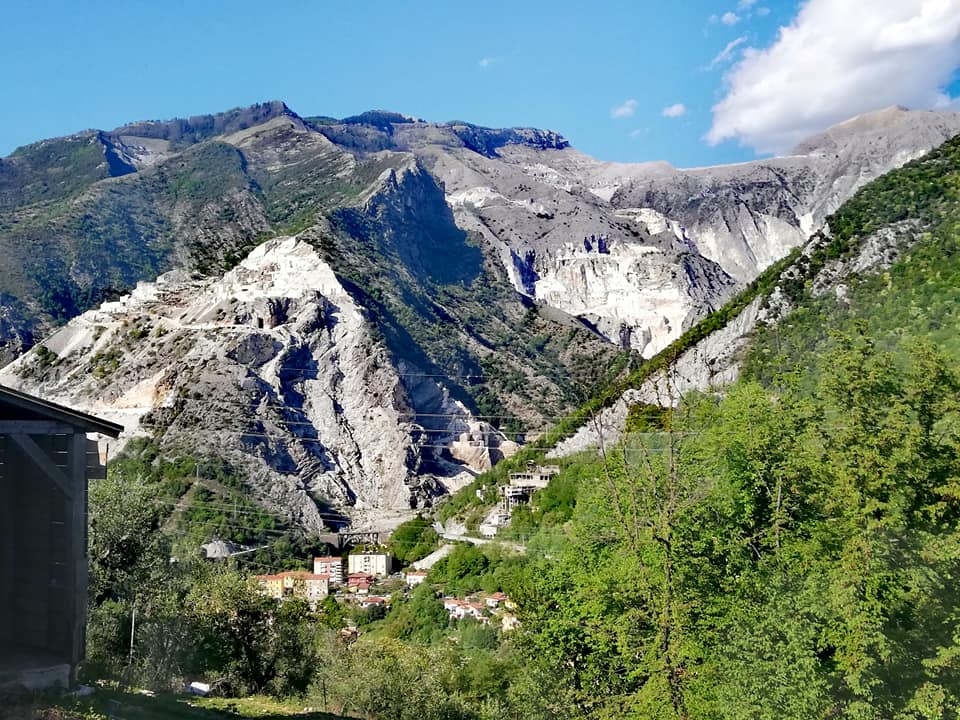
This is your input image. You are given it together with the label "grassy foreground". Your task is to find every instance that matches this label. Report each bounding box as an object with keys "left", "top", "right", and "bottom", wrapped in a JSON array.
[{"left": 1, "top": 687, "right": 351, "bottom": 720}]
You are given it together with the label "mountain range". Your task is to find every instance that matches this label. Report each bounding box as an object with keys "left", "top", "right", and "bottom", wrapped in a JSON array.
[{"left": 2, "top": 101, "right": 958, "bottom": 531}]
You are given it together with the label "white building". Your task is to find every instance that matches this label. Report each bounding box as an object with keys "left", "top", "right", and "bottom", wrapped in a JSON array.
[
  {"left": 404, "top": 569, "right": 428, "bottom": 587},
  {"left": 348, "top": 552, "right": 393, "bottom": 577},
  {"left": 508, "top": 464, "right": 560, "bottom": 490}
]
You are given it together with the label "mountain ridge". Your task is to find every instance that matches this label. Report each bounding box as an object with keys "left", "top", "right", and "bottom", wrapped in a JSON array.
[{"left": 2, "top": 100, "right": 959, "bottom": 531}]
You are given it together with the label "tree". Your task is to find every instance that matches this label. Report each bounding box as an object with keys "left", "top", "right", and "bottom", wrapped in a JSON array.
[
  {"left": 186, "top": 566, "right": 317, "bottom": 696},
  {"left": 389, "top": 516, "right": 440, "bottom": 565},
  {"left": 88, "top": 472, "right": 167, "bottom": 603}
]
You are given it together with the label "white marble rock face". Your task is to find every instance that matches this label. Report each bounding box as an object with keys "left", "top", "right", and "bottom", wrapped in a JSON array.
[
  {"left": 0, "top": 237, "right": 466, "bottom": 531},
  {"left": 428, "top": 106, "right": 960, "bottom": 357}
]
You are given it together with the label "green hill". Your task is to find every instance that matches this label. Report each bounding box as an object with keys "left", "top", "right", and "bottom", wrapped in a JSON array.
[{"left": 743, "top": 134, "right": 960, "bottom": 384}]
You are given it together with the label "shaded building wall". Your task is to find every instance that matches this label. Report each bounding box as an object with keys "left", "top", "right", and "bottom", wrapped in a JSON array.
[
  {"left": 1, "top": 435, "right": 76, "bottom": 663},
  {"left": 0, "top": 436, "right": 12, "bottom": 647}
]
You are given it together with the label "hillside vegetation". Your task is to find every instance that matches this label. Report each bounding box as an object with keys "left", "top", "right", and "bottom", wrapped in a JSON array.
[
  {"left": 86, "top": 331, "right": 960, "bottom": 719},
  {"left": 80, "top": 131, "right": 960, "bottom": 719},
  {"left": 744, "top": 133, "right": 960, "bottom": 383}
]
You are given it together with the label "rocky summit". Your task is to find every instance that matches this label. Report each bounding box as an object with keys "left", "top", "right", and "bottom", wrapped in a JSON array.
[{"left": 1, "top": 101, "right": 958, "bottom": 530}]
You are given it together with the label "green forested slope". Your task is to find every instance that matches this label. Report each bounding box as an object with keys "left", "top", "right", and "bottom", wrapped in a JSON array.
[
  {"left": 745, "top": 133, "right": 960, "bottom": 383},
  {"left": 512, "top": 338, "right": 960, "bottom": 718},
  {"left": 390, "top": 132, "right": 960, "bottom": 719},
  {"left": 488, "top": 131, "right": 960, "bottom": 719},
  {"left": 88, "top": 333, "right": 960, "bottom": 719}
]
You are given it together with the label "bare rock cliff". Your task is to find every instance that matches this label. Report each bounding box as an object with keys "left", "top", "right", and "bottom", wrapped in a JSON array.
[{"left": 0, "top": 237, "right": 470, "bottom": 530}]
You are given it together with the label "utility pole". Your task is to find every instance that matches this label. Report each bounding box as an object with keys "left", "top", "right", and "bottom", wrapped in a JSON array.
[{"left": 128, "top": 601, "right": 137, "bottom": 666}]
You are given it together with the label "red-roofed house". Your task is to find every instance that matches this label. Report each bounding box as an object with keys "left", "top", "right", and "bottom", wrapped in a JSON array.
[
  {"left": 347, "top": 572, "right": 374, "bottom": 588},
  {"left": 484, "top": 592, "right": 509, "bottom": 609}
]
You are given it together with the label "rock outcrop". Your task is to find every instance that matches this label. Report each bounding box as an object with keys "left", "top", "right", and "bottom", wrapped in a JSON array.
[
  {"left": 553, "top": 215, "right": 934, "bottom": 454},
  {"left": 0, "top": 237, "right": 487, "bottom": 529}
]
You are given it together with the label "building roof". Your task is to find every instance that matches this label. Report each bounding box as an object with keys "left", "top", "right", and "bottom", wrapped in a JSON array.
[
  {"left": 257, "top": 571, "right": 329, "bottom": 581},
  {"left": 314, "top": 556, "right": 344, "bottom": 563},
  {"left": 0, "top": 384, "right": 122, "bottom": 437},
  {"left": 282, "top": 571, "right": 329, "bottom": 580}
]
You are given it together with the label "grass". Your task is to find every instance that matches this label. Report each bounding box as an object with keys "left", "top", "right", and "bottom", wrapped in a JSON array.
[{"left": 3, "top": 687, "right": 351, "bottom": 720}]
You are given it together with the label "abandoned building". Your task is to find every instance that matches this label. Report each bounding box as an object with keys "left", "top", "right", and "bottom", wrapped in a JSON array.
[
  {"left": 480, "top": 464, "right": 561, "bottom": 537},
  {"left": 497, "top": 464, "right": 560, "bottom": 513},
  {"left": 0, "top": 385, "right": 121, "bottom": 690}
]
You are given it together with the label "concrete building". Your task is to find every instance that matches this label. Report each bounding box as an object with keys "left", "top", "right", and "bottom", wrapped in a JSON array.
[
  {"left": 287, "top": 573, "right": 329, "bottom": 605},
  {"left": 404, "top": 569, "right": 428, "bottom": 587},
  {"left": 479, "top": 512, "right": 511, "bottom": 538},
  {"left": 493, "top": 464, "right": 563, "bottom": 519},
  {"left": 348, "top": 551, "right": 393, "bottom": 577},
  {"left": 508, "top": 464, "right": 559, "bottom": 489},
  {"left": 255, "top": 571, "right": 329, "bottom": 606},
  {"left": 0, "top": 385, "right": 122, "bottom": 690},
  {"left": 313, "top": 555, "right": 347, "bottom": 585}
]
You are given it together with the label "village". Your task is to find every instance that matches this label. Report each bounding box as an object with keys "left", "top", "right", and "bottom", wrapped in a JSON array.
[
  {"left": 247, "top": 463, "right": 562, "bottom": 634},
  {"left": 253, "top": 550, "right": 520, "bottom": 634}
]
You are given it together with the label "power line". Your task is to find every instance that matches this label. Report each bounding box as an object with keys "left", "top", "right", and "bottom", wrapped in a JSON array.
[
  {"left": 152, "top": 497, "right": 348, "bottom": 523},
  {"left": 157, "top": 508, "right": 449, "bottom": 549},
  {"left": 180, "top": 368, "right": 492, "bottom": 380},
  {"left": 141, "top": 425, "right": 529, "bottom": 449},
  {"left": 162, "top": 395, "right": 577, "bottom": 423}
]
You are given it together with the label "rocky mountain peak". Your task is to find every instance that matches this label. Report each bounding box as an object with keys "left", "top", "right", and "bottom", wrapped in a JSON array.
[
  {"left": 111, "top": 100, "right": 298, "bottom": 147},
  {"left": 790, "top": 105, "right": 954, "bottom": 156}
]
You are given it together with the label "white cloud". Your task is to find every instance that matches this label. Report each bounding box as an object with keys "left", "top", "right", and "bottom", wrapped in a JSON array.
[
  {"left": 721, "top": 11, "right": 740, "bottom": 25},
  {"left": 737, "top": 0, "right": 758, "bottom": 9},
  {"left": 662, "top": 103, "right": 687, "bottom": 118},
  {"left": 756, "top": 6, "right": 771, "bottom": 16},
  {"left": 707, "top": 0, "right": 960, "bottom": 154},
  {"left": 708, "top": 35, "right": 748, "bottom": 69},
  {"left": 629, "top": 128, "right": 647, "bottom": 139},
  {"left": 611, "top": 99, "right": 639, "bottom": 119},
  {"left": 478, "top": 56, "right": 500, "bottom": 69}
]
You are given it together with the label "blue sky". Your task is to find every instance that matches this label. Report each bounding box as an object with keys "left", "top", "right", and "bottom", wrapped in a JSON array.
[{"left": 2, "top": 1, "right": 959, "bottom": 167}]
